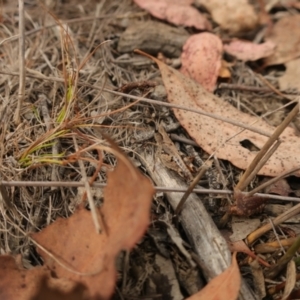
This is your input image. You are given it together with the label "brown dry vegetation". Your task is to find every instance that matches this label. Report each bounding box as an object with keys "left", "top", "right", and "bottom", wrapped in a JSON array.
[{"left": 1, "top": 0, "right": 300, "bottom": 299}]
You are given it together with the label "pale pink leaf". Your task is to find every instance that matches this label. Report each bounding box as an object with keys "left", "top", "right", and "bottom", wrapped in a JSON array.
[
  {"left": 133, "top": 0, "right": 211, "bottom": 30},
  {"left": 180, "top": 33, "right": 223, "bottom": 92},
  {"left": 224, "top": 40, "right": 276, "bottom": 61},
  {"left": 196, "top": 0, "right": 258, "bottom": 34},
  {"left": 279, "top": 58, "right": 300, "bottom": 92},
  {"left": 187, "top": 253, "right": 241, "bottom": 300},
  {"left": 265, "top": 15, "right": 300, "bottom": 66},
  {"left": 135, "top": 50, "right": 300, "bottom": 177}
]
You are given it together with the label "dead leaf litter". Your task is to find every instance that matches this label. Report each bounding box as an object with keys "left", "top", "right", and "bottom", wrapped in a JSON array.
[{"left": 0, "top": 0, "right": 300, "bottom": 299}]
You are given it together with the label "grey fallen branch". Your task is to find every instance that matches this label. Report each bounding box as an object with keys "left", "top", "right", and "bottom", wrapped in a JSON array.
[{"left": 141, "top": 151, "right": 257, "bottom": 300}]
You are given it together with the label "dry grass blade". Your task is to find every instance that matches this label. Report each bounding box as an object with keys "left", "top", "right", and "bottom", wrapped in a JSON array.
[
  {"left": 247, "top": 203, "right": 300, "bottom": 244},
  {"left": 175, "top": 160, "right": 212, "bottom": 215},
  {"left": 265, "top": 237, "right": 300, "bottom": 279},
  {"left": 231, "top": 101, "right": 300, "bottom": 216},
  {"left": 235, "top": 102, "right": 299, "bottom": 192},
  {"left": 0, "top": 70, "right": 274, "bottom": 138},
  {"left": 247, "top": 166, "right": 300, "bottom": 197},
  {"left": 0, "top": 184, "right": 18, "bottom": 220},
  {"left": 235, "top": 140, "right": 281, "bottom": 192},
  {"left": 14, "top": 0, "right": 25, "bottom": 125},
  {"left": 72, "top": 136, "right": 103, "bottom": 234}
]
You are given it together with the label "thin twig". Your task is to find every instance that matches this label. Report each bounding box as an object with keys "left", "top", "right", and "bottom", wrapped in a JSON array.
[
  {"left": 218, "top": 83, "right": 273, "bottom": 93},
  {"left": 175, "top": 160, "right": 212, "bottom": 215},
  {"left": 0, "top": 70, "right": 274, "bottom": 138},
  {"left": 247, "top": 203, "right": 300, "bottom": 245},
  {"left": 14, "top": 0, "right": 25, "bottom": 125},
  {"left": 256, "top": 73, "right": 294, "bottom": 101},
  {"left": 239, "top": 140, "right": 281, "bottom": 191},
  {"left": 72, "top": 136, "right": 103, "bottom": 234},
  {"left": 247, "top": 166, "right": 300, "bottom": 197},
  {"left": 0, "top": 180, "right": 300, "bottom": 202},
  {"left": 268, "top": 218, "right": 286, "bottom": 254},
  {"left": 265, "top": 236, "right": 300, "bottom": 279}
]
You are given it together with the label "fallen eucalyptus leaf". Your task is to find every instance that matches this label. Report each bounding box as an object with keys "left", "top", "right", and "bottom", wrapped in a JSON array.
[{"left": 137, "top": 51, "right": 300, "bottom": 177}]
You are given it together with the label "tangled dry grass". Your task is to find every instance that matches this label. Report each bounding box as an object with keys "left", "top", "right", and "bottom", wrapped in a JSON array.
[{"left": 0, "top": 0, "right": 158, "bottom": 257}]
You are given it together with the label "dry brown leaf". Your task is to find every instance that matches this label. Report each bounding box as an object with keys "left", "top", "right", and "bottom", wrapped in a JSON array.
[
  {"left": 263, "top": 178, "right": 291, "bottom": 196},
  {"left": 180, "top": 33, "right": 223, "bottom": 92},
  {"left": 32, "top": 207, "right": 115, "bottom": 299},
  {"left": 286, "top": 1, "right": 300, "bottom": 9},
  {"left": 279, "top": 58, "right": 300, "bottom": 92},
  {"left": 265, "top": 15, "right": 300, "bottom": 66},
  {"left": 32, "top": 139, "right": 155, "bottom": 299},
  {"left": 186, "top": 253, "right": 240, "bottom": 300},
  {"left": 195, "top": 0, "right": 258, "bottom": 34},
  {"left": 0, "top": 255, "right": 86, "bottom": 300},
  {"left": 133, "top": 0, "right": 211, "bottom": 30},
  {"left": 224, "top": 40, "right": 275, "bottom": 61},
  {"left": 138, "top": 51, "right": 300, "bottom": 177}
]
